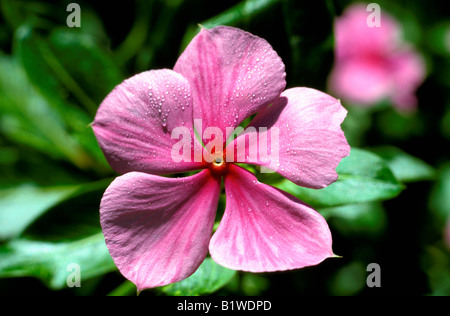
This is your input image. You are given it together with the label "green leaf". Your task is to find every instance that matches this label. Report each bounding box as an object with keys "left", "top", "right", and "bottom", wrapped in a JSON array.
[
  {"left": 0, "top": 184, "right": 77, "bottom": 241},
  {"left": 180, "top": 0, "right": 280, "bottom": 51},
  {"left": 0, "top": 233, "right": 115, "bottom": 290},
  {"left": 48, "top": 28, "right": 123, "bottom": 105},
  {"left": 429, "top": 164, "right": 450, "bottom": 219},
  {"left": 442, "top": 102, "right": 450, "bottom": 138},
  {"left": 0, "top": 178, "right": 112, "bottom": 241},
  {"left": 376, "top": 108, "right": 424, "bottom": 140},
  {"left": 241, "top": 273, "right": 270, "bottom": 295},
  {"left": 0, "top": 53, "right": 96, "bottom": 170},
  {"left": 202, "top": 0, "right": 279, "bottom": 28},
  {"left": 1, "top": 0, "right": 52, "bottom": 31},
  {"left": 281, "top": 0, "right": 334, "bottom": 89},
  {"left": 329, "top": 262, "right": 366, "bottom": 296},
  {"left": 259, "top": 148, "right": 404, "bottom": 208},
  {"left": 427, "top": 22, "right": 450, "bottom": 57},
  {"left": 12, "top": 23, "right": 120, "bottom": 172},
  {"left": 113, "top": 0, "right": 154, "bottom": 66},
  {"left": 340, "top": 105, "right": 373, "bottom": 147},
  {"left": 15, "top": 23, "right": 97, "bottom": 115},
  {"left": 160, "top": 258, "right": 236, "bottom": 296},
  {"left": 422, "top": 246, "right": 450, "bottom": 296},
  {"left": 369, "top": 146, "right": 435, "bottom": 183},
  {"left": 319, "top": 202, "right": 387, "bottom": 237},
  {"left": 107, "top": 281, "right": 137, "bottom": 296}
]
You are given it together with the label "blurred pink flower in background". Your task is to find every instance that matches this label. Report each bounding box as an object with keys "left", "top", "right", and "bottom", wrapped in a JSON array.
[{"left": 328, "top": 3, "right": 426, "bottom": 112}]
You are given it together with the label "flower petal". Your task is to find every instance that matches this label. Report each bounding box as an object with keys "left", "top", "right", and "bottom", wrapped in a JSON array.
[
  {"left": 229, "top": 88, "right": 350, "bottom": 189},
  {"left": 334, "top": 3, "right": 401, "bottom": 60},
  {"left": 93, "top": 69, "right": 205, "bottom": 175},
  {"left": 209, "top": 165, "right": 334, "bottom": 272},
  {"left": 330, "top": 3, "right": 426, "bottom": 111},
  {"left": 390, "top": 48, "right": 426, "bottom": 110},
  {"left": 174, "top": 26, "right": 286, "bottom": 136},
  {"left": 100, "top": 170, "right": 221, "bottom": 291},
  {"left": 328, "top": 56, "right": 393, "bottom": 106}
]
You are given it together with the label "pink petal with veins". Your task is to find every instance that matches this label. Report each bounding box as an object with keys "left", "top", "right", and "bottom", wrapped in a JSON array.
[
  {"left": 229, "top": 88, "right": 350, "bottom": 189},
  {"left": 93, "top": 69, "right": 205, "bottom": 175},
  {"left": 174, "top": 26, "right": 286, "bottom": 138},
  {"left": 100, "top": 170, "right": 221, "bottom": 291},
  {"left": 210, "top": 165, "right": 334, "bottom": 272}
]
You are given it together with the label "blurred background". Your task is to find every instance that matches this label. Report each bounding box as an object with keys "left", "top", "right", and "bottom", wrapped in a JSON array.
[{"left": 0, "top": 0, "right": 449, "bottom": 296}]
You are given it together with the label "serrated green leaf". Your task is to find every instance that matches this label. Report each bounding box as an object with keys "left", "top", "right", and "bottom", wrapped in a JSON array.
[
  {"left": 0, "top": 233, "right": 115, "bottom": 290},
  {"left": 160, "top": 258, "right": 236, "bottom": 296}
]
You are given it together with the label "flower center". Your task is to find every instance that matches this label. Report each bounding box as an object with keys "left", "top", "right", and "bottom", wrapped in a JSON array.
[
  {"left": 212, "top": 156, "right": 224, "bottom": 167},
  {"left": 208, "top": 151, "right": 228, "bottom": 175}
]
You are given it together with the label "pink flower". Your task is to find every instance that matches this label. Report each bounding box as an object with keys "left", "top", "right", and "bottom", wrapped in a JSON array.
[
  {"left": 328, "top": 3, "right": 426, "bottom": 111},
  {"left": 92, "top": 26, "right": 350, "bottom": 291}
]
